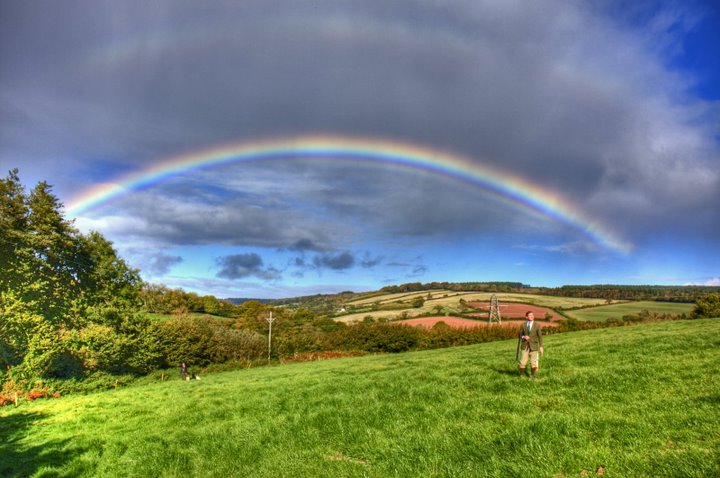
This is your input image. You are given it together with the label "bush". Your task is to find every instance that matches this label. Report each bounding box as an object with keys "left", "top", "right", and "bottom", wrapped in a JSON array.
[
  {"left": 692, "top": 293, "right": 720, "bottom": 318},
  {"left": 419, "top": 324, "right": 518, "bottom": 350},
  {"left": 212, "top": 327, "right": 266, "bottom": 362},
  {"left": 154, "top": 316, "right": 223, "bottom": 367},
  {"left": 325, "top": 323, "right": 422, "bottom": 353},
  {"left": 274, "top": 329, "right": 322, "bottom": 356}
]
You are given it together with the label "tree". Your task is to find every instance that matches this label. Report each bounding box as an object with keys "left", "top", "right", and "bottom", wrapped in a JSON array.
[
  {"left": 0, "top": 170, "right": 157, "bottom": 381},
  {"left": 693, "top": 293, "right": 720, "bottom": 318},
  {"left": 0, "top": 169, "right": 29, "bottom": 294}
]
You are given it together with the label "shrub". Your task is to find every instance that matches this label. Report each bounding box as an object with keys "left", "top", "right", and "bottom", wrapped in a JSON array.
[
  {"left": 325, "top": 323, "right": 422, "bottom": 353},
  {"left": 274, "top": 329, "right": 321, "bottom": 356},
  {"left": 212, "top": 327, "right": 266, "bottom": 362},
  {"left": 692, "top": 293, "right": 720, "bottom": 318},
  {"left": 154, "top": 316, "right": 223, "bottom": 367}
]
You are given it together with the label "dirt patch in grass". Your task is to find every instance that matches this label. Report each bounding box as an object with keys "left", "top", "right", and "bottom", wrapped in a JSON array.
[
  {"left": 399, "top": 316, "right": 560, "bottom": 330},
  {"left": 468, "top": 302, "right": 560, "bottom": 320}
]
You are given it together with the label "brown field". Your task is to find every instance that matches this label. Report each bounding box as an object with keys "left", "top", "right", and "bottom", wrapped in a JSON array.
[
  {"left": 468, "top": 302, "right": 560, "bottom": 320},
  {"left": 399, "top": 316, "right": 560, "bottom": 330}
]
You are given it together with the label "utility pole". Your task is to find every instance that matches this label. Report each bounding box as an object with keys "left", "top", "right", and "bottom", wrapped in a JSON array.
[{"left": 266, "top": 311, "right": 275, "bottom": 361}]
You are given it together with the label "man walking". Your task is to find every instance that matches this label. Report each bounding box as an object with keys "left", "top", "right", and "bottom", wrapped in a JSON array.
[{"left": 518, "top": 311, "right": 544, "bottom": 380}]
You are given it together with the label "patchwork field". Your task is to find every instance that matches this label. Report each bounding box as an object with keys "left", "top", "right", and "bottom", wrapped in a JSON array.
[
  {"left": 564, "top": 301, "right": 694, "bottom": 321},
  {"left": 344, "top": 291, "right": 617, "bottom": 309},
  {"left": 398, "top": 316, "right": 561, "bottom": 329},
  {"left": 468, "top": 302, "right": 559, "bottom": 319},
  {"left": 336, "top": 291, "right": 618, "bottom": 323},
  {"left": 3, "top": 319, "right": 718, "bottom": 477},
  {"left": 336, "top": 290, "right": 697, "bottom": 326}
]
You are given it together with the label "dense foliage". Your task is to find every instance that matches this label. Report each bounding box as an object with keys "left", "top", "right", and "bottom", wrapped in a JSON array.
[
  {"left": 1, "top": 170, "right": 161, "bottom": 385},
  {"left": 692, "top": 292, "right": 720, "bottom": 318},
  {"left": 539, "top": 284, "right": 719, "bottom": 302},
  {"left": 373, "top": 281, "right": 719, "bottom": 303}
]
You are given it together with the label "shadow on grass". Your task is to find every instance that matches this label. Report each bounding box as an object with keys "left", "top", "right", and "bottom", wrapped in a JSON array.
[
  {"left": 494, "top": 367, "right": 521, "bottom": 377},
  {"left": 0, "top": 410, "right": 89, "bottom": 477}
]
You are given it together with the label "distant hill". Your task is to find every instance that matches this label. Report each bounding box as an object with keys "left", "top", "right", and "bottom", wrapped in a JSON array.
[
  {"left": 225, "top": 297, "right": 278, "bottom": 305},
  {"left": 243, "top": 282, "right": 719, "bottom": 307}
]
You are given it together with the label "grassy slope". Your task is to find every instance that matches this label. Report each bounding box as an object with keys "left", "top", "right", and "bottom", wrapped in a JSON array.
[
  {"left": 2, "top": 320, "right": 719, "bottom": 477},
  {"left": 564, "top": 301, "right": 694, "bottom": 321}
]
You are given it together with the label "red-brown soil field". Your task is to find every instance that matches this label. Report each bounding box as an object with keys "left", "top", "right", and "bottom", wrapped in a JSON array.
[
  {"left": 468, "top": 302, "right": 560, "bottom": 320},
  {"left": 399, "top": 316, "right": 560, "bottom": 330}
]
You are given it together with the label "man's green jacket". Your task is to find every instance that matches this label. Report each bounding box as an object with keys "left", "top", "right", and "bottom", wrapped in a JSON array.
[{"left": 519, "top": 322, "right": 543, "bottom": 352}]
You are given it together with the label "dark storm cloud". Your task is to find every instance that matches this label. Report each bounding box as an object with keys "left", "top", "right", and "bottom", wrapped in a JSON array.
[
  {"left": 89, "top": 188, "right": 352, "bottom": 250},
  {"left": 360, "top": 253, "right": 384, "bottom": 268},
  {"left": 290, "top": 250, "right": 382, "bottom": 275},
  {"left": 287, "top": 239, "right": 325, "bottom": 252},
  {"left": 216, "top": 253, "right": 280, "bottom": 281},
  {"left": 313, "top": 252, "right": 355, "bottom": 271},
  {"left": 2, "top": 0, "right": 719, "bottom": 253}
]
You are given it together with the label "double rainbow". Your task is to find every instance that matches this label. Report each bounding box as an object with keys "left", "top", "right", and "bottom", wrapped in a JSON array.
[{"left": 66, "top": 134, "right": 632, "bottom": 253}]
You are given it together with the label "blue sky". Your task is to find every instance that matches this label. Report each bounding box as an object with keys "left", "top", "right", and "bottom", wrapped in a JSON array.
[{"left": 1, "top": 0, "right": 718, "bottom": 298}]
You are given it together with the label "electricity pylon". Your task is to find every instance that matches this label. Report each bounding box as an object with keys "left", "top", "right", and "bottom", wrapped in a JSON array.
[{"left": 488, "top": 294, "right": 501, "bottom": 323}]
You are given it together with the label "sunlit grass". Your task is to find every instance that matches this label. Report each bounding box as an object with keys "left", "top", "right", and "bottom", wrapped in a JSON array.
[
  {"left": 2, "top": 319, "right": 718, "bottom": 477},
  {"left": 564, "top": 301, "right": 694, "bottom": 321}
]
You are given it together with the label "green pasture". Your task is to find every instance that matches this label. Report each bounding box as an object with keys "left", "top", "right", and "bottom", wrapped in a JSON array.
[
  {"left": 564, "top": 301, "right": 694, "bottom": 321},
  {"left": 2, "top": 319, "right": 718, "bottom": 477},
  {"left": 344, "top": 289, "right": 459, "bottom": 306},
  {"left": 145, "top": 312, "right": 232, "bottom": 322}
]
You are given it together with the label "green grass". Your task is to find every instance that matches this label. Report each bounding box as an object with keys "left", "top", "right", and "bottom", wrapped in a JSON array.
[
  {"left": 145, "top": 312, "right": 233, "bottom": 322},
  {"left": 564, "top": 301, "right": 694, "bottom": 321},
  {"left": 2, "top": 319, "right": 719, "bottom": 477}
]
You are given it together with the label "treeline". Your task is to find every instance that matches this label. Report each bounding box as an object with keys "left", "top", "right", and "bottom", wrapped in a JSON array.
[
  {"left": 380, "top": 281, "right": 529, "bottom": 294},
  {"left": 537, "top": 284, "right": 720, "bottom": 302},
  {"left": 376, "top": 281, "right": 719, "bottom": 303}
]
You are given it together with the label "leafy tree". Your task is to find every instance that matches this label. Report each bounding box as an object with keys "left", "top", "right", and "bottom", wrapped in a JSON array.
[
  {"left": 155, "top": 316, "right": 222, "bottom": 367},
  {"left": 693, "top": 293, "right": 720, "bottom": 318},
  {"left": 0, "top": 170, "right": 158, "bottom": 382},
  {"left": 212, "top": 326, "right": 265, "bottom": 362}
]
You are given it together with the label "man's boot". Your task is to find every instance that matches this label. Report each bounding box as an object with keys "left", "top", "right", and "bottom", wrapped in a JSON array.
[
  {"left": 518, "top": 366, "right": 525, "bottom": 378},
  {"left": 531, "top": 367, "right": 538, "bottom": 381}
]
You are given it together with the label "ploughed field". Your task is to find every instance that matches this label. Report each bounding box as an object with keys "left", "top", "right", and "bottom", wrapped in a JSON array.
[
  {"left": 467, "top": 302, "right": 559, "bottom": 320},
  {"left": 398, "top": 316, "right": 561, "bottom": 329}
]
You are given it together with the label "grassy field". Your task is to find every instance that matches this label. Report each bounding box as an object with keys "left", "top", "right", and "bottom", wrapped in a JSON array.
[
  {"left": 145, "top": 312, "right": 233, "bottom": 322},
  {"left": 2, "top": 319, "right": 718, "bottom": 477},
  {"left": 564, "top": 301, "right": 694, "bottom": 321}
]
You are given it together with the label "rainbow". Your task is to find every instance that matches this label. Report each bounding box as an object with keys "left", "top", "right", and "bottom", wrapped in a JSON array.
[{"left": 66, "top": 134, "right": 632, "bottom": 252}]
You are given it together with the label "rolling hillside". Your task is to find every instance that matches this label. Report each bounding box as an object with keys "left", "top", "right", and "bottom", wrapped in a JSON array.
[
  {"left": 563, "top": 301, "right": 694, "bottom": 321},
  {"left": 2, "top": 319, "right": 718, "bottom": 477},
  {"left": 337, "top": 290, "right": 634, "bottom": 324}
]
